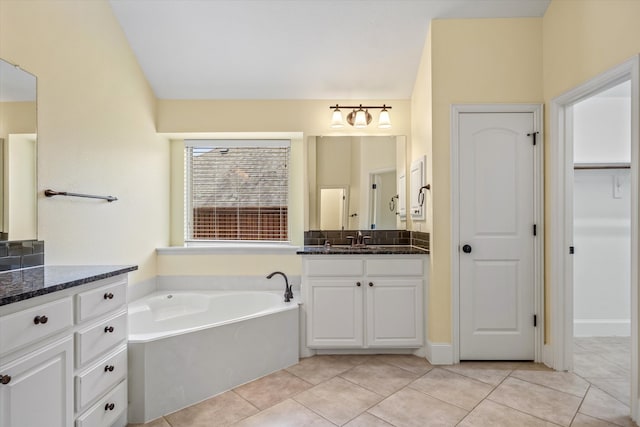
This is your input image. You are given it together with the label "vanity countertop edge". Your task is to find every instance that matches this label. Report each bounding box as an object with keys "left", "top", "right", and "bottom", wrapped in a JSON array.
[{"left": 0, "top": 265, "right": 138, "bottom": 307}]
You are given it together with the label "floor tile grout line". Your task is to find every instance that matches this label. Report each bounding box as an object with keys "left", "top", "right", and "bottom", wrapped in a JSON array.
[
  {"left": 487, "top": 369, "right": 582, "bottom": 426},
  {"left": 440, "top": 365, "right": 511, "bottom": 387},
  {"left": 454, "top": 371, "right": 510, "bottom": 426},
  {"left": 504, "top": 370, "right": 589, "bottom": 399},
  {"left": 573, "top": 370, "right": 632, "bottom": 409},
  {"left": 569, "top": 384, "right": 591, "bottom": 427},
  {"left": 288, "top": 395, "right": 342, "bottom": 426},
  {"left": 481, "top": 397, "right": 566, "bottom": 427}
]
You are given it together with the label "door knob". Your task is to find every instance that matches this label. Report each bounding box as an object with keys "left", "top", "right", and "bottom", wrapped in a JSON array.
[{"left": 462, "top": 244, "right": 472, "bottom": 254}]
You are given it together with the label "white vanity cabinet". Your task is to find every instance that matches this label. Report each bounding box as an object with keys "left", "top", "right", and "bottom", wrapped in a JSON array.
[
  {"left": 0, "top": 272, "right": 130, "bottom": 427},
  {"left": 303, "top": 255, "right": 426, "bottom": 349},
  {"left": 0, "top": 336, "right": 74, "bottom": 427}
]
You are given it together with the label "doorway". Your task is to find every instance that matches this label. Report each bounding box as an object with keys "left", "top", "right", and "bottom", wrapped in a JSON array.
[
  {"left": 572, "top": 80, "right": 631, "bottom": 406},
  {"left": 369, "top": 169, "right": 396, "bottom": 230},
  {"left": 319, "top": 187, "right": 348, "bottom": 230},
  {"left": 550, "top": 56, "right": 640, "bottom": 420}
]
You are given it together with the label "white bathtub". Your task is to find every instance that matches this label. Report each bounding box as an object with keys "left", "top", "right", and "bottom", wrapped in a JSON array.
[{"left": 127, "top": 290, "right": 299, "bottom": 423}]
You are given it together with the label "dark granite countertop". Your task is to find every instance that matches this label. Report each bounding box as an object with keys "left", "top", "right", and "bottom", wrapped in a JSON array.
[
  {"left": 297, "top": 245, "right": 429, "bottom": 255},
  {"left": 0, "top": 265, "right": 138, "bottom": 307}
]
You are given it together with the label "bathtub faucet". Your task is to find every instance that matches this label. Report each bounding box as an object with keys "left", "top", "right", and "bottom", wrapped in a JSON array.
[{"left": 266, "top": 271, "right": 293, "bottom": 302}]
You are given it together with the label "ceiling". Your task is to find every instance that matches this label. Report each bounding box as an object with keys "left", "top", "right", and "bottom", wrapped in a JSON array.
[{"left": 109, "top": 0, "right": 551, "bottom": 101}]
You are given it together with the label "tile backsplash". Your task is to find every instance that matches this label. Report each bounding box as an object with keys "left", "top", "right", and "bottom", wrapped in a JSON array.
[
  {"left": 304, "top": 230, "right": 429, "bottom": 251},
  {"left": 0, "top": 240, "right": 44, "bottom": 272}
]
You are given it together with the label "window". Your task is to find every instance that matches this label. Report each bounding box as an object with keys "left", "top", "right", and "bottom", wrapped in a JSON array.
[{"left": 184, "top": 139, "right": 290, "bottom": 243}]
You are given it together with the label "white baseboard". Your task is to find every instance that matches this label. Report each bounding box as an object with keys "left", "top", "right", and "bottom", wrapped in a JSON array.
[
  {"left": 426, "top": 340, "right": 454, "bottom": 365},
  {"left": 574, "top": 319, "right": 631, "bottom": 337}
]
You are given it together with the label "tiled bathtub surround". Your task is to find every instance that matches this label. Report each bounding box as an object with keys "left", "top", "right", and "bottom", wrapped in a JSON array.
[
  {"left": 0, "top": 240, "right": 45, "bottom": 272},
  {"left": 304, "top": 230, "right": 429, "bottom": 251}
]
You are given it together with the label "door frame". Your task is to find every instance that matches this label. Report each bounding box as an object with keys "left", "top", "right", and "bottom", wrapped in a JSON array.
[
  {"left": 549, "top": 55, "right": 640, "bottom": 419},
  {"left": 451, "top": 104, "right": 545, "bottom": 364}
]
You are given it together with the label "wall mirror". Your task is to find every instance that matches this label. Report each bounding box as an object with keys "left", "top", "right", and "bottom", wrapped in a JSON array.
[
  {"left": 0, "top": 58, "right": 37, "bottom": 241},
  {"left": 308, "top": 135, "right": 406, "bottom": 230}
]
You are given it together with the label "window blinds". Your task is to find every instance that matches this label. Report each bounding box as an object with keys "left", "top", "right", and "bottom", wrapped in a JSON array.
[{"left": 185, "top": 140, "right": 290, "bottom": 242}]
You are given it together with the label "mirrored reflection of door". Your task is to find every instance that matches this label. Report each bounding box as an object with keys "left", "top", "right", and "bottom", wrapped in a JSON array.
[
  {"left": 369, "top": 170, "right": 397, "bottom": 230},
  {"left": 320, "top": 187, "right": 347, "bottom": 230}
]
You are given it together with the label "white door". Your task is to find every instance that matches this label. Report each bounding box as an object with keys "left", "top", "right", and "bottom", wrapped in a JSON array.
[{"left": 459, "top": 112, "right": 536, "bottom": 360}]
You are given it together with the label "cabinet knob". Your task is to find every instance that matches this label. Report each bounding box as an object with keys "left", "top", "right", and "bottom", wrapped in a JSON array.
[
  {"left": 356, "top": 282, "right": 361, "bottom": 287},
  {"left": 104, "top": 326, "right": 114, "bottom": 333},
  {"left": 104, "top": 403, "right": 115, "bottom": 411},
  {"left": 104, "top": 365, "right": 115, "bottom": 372},
  {"left": 0, "top": 375, "right": 11, "bottom": 385},
  {"left": 33, "top": 315, "right": 48, "bottom": 325},
  {"left": 369, "top": 282, "right": 374, "bottom": 287},
  {"left": 104, "top": 292, "right": 114, "bottom": 300}
]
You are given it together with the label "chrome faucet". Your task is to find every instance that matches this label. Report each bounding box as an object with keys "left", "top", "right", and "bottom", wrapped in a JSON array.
[{"left": 266, "top": 271, "right": 293, "bottom": 302}]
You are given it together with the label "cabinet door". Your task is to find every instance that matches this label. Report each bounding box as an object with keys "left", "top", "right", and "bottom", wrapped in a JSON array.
[
  {"left": 0, "top": 336, "right": 73, "bottom": 427},
  {"left": 366, "top": 279, "right": 423, "bottom": 347},
  {"left": 307, "top": 279, "right": 364, "bottom": 348}
]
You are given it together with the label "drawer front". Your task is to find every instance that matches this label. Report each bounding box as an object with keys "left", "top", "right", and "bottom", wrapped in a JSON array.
[
  {"left": 0, "top": 297, "right": 73, "bottom": 356},
  {"left": 75, "top": 345, "right": 127, "bottom": 411},
  {"left": 76, "top": 277, "right": 127, "bottom": 323},
  {"left": 76, "top": 310, "right": 127, "bottom": 368},
  {"left": 305, "top": 258, "right": 363, "bottom": 277},
  {"left": 366, "top": 258, "right": 424, "bottom": 277},
  {"left": 75, "top": 379, "right": 126, "bottom": 427}
]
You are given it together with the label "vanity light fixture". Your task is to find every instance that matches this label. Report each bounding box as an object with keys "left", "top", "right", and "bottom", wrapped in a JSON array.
[{"left": 329, "top": 104, "right": 392, "bottom": 129}]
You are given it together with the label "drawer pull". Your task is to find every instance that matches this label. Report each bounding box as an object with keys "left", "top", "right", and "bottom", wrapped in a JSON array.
[
  {"left": 104, "top": 326, "right": 114, "bottom": 333},
  {"left": 104, "top": 292, "right": 114, "bottom": 300},
  {"left": 356, "top": 282, "right": 361, "bottom": 287},
  {"left": 369, "top": 282, "right": 374, "bottom": 287},
  {"left": 33, "top": 315, "right": 49, "bottom": 325},
  {"left": 104, "top": 365, "right": 115, "bottom": 372},
  {"left": 0, "top": 375, "right": 11, "bottom": 385},
  {"left": 104, "top": 403, "right": 115, "bottom": 411}
]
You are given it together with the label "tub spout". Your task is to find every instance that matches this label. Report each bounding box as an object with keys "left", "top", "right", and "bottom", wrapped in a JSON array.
[{"left": 266, "top": 271, "right": 293, "bottom": 302}]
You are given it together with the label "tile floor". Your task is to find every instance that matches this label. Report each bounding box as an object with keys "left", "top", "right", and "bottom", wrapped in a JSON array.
[{"left": 128, "top": 345, "right": 637, "bottom": 427}]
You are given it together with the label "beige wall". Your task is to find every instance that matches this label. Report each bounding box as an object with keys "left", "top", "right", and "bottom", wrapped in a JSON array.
[
  {"left": 0, "top": 0, "right": 169, "bottom": 284},
  {"left": 159, "top": 101, "right": 410, "bottom": 277},
  {"left": 157, "top": 99, "right": 411, "bottom": 137},
  {"left": 420, "top": 18, "right": 543, "bottom": 343},
  {"left": 542, "top": 0, "right": 640, "bottom": 342},
  {"left": 0, "top": 101, "right": 37, "bottom": 137}
]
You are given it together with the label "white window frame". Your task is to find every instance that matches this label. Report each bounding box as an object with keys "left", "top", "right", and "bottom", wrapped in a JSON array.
[{"left": 183, "top": 138, "right": 292, "bottom": 249}]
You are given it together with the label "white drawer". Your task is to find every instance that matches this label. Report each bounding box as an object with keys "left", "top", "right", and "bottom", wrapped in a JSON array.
[
  {"left": 76, "top": 277, "right": 127, "bottom": 323},
  {"left": 75, "top": 379, "right": 126, "bottom": 427},
  {"left": 75, "top": 344, "right": 127, "bottom": 412},
  {"left": 366, "top": 258, "right": 424, "bottom": 276},
  {"left": 305, "top": 258, "right": 363, "bottom": 276},
  {"left": 0, "top": 297, "right": 73, "bottom": 356},
  {"left": 75, "top": 310, "right": 126, "bottom": 368}
]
